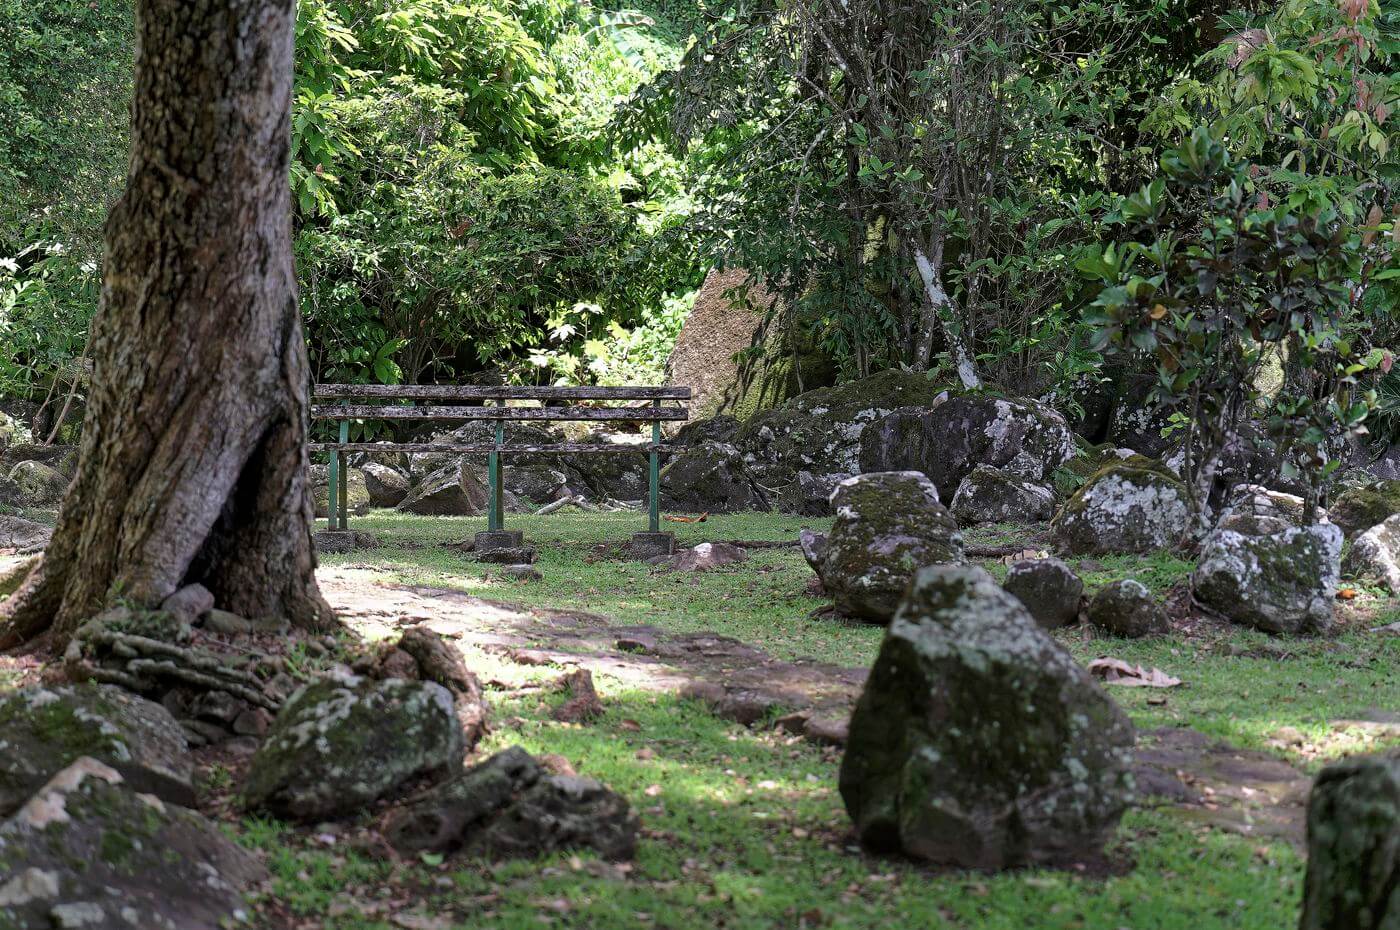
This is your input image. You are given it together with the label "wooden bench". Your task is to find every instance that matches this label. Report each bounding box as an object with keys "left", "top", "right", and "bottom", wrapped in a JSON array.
[{"left": 309, "top": 384, "right": 691, "bottom": 557}]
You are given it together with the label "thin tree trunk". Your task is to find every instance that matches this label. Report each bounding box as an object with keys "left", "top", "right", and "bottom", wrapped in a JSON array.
[
  {"left": 912, "top": 239, "right": 981, "bottom": 389},
  {"left": 0, "top": 0, "right": 332, "bottom": 648}
]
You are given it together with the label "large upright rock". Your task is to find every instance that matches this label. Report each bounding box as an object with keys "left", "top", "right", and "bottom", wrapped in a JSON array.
[
  {"left": 0, "top": 758, "right": 267, "bottom": 930},
  {"left": 840, "top": 565, "right": 1134, "bottom": 869},
  {"left": 736, "top": 370, "right": 947, "bottom": 505},
  {"left": 1052, "top": 458, "right": 1191, "bottom": 555},
  {"left": 1191, "top": 524, "right": 1342, "bottom": 635},
  {"left": 0, "top": 684, "right": 194, "bottom": 817},
  {"left": 859, "top": 394, "right": 1077, "bottom": 501},
  {"left": 1298, "top": 751, "right": 1399, "bottom": 930},
  {"left": 398, "top": 459, "right": 490, "bottom": 516},
  {"left": 811, "top": 472, "right": 963, "bottom": 623},
  {"left": 242, "top": 675, "right": 462, "bottom": 820}
]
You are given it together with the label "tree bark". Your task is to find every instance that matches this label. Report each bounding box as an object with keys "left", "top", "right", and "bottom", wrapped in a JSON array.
[
  {"left": 0, "top": 0, "right": 332, "bottom": 648},
  {"left": 912, "top": 238, "right": 981, "bottom": 390}
]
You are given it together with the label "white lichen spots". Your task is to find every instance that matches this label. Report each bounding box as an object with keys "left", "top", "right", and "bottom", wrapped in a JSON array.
[
  {"left": 0, "top": 868, "right": 61, "bottom": 906},
  {"left": 50, "top": 901, "right": 109, "bottom": 927},
  {"left": 135, "top": 793, "right": 166, "bottom": 814},
  {"left": 23, "top": 688, "right": 61, "bottom": 710},
  {"left": 17, "top": 757, "right": 123, "bottom": 830}
]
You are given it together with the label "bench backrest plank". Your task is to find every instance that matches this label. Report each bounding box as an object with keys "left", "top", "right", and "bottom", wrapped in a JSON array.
[
  {"left": 310, "top": 404, "right": 687, "bottom": 422},
  {"left": 314, "top": 384, "right": 690, "bottom": 401}
]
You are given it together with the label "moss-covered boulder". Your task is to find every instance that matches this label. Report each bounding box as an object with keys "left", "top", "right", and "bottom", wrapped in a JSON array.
[
  {"left": 660, "top": 441, "right": 770, "bottom": 513},
  {"left": 1191, "top": 524, "right": 1342, "bottom": 635},
  {"left": 1003, "top": 558, "right": 1083, "bottom": 629},
  {"left": 1298, "top": 750, "right": 1399, "bottom": 930},
  {"left": 385, "top": 746, "right": 639, "bottom": 862},
  {"left": 242, "top": 675, "right": 462, "bottom": 820},
  {"left": 736, "top": 370, "right": 948, "bottom": 504},
  {"left": 859, "top": 394, "right": 1077, "bottom": 502},
  {"left": 950, "top": 464, "right": 1056, "bottom": 525},
  {"left": 1343, "top": 514, "right": 1400, "bottom": 594},
  {"left": 310, "top": 462, "right": 370, "bottom": 517},
  {"left": 7, "top": 460, "right": 67, "bottom": 507},
  {"left": 0, "top": 758, "right": 266, "bottom": 930},
  {"left": 361, "top": 462, "right": 410, "bottom": 507},
  {"left": 1052, "top": 459, "right": 1190, "bottom": 555},
  {"left": 839, "top": 565, "right": 1135, "bottom": 869},
  {"left": 812, "top": 472, "right": 963, "bottom": 623},
  {"left": 1329, "top": 479, "right": 1400, "bottom": 537},
  {"left": 0, "top": 514, "right": 51, "bottom": 553},
  {"left": 0, "top": 684, "right": 194, "bottom": 818},
  {"left": 1086, "top": 579, "right": 1169, "bottom": 638}
]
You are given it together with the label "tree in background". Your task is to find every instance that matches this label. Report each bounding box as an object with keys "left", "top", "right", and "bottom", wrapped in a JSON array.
[{"left": 1, "top": 0, "right": 332, "bottom": 647}]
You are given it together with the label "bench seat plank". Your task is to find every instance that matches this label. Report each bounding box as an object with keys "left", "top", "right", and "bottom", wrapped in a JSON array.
[
  {"left": 308, "top": 442, "right": 674, "bottom": 454},
  {"left": 314, "top": 384, "right": 690, "bottom": 401},
  {"left": 311, "top": 405, "right": 687, "bottom": 422}
]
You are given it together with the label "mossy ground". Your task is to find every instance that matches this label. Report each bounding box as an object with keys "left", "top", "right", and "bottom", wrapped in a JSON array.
[{"left": 5, "top": 510, "right": 1398, "bottom": 929}]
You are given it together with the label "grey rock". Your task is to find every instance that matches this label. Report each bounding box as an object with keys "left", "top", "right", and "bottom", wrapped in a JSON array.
[
  {"left": 384, "top": 747, "right": 639, "bottom": 862},
  {"left": 950, "top": 464, "right": 1056, "bottom": 525},
  {"left": 0, "top": 758, "right": 266, "bottom": 930},
  {"left": 660, "top": 441, "right": 770, "bottom": 513},
  {"left": 7, "top": 460, "right": 66, "bottom": 506},
  {"left": 839, "top": 564, "right": 1135, "bottom": 869},
  {"left": 664, "top": 542, "right": 748, "bottom": 572},
  {"left": 813, "top": 472, "right": 963, "bottom": 623},
  {"left": 1003, "top": 558, "right": 1083, "bottom": 629},
  {"left": 362, "top": 462, "right": 411, "bottom": 507},
  {"left": 0, "top": 514, "right": 52, "bottom": 553},
  {"left": 1052, "top": 458, "right": 1191, "bottom": 555},
  {"left": 399, "top": 459, "right": 490, "bottom": 516},
  {"left": 310, "top": 463, "right": 370, "bottom": 518},
  {"left": 1192, "top": 524, "right": 1342, "bottom": 635},
  {"left": 1086, "top": 579, "right": 1169, "bottom": 638},
  {"left": 1298, "top": 750, "right": 1399, "bottom": 930},
  {"left": 1343, "top": 514, "right": 1400, "bottom": 594},
  {"left": 242, "top": 675, "right": 462, "bottom": 820},
  {"left": 859, "top": 394, "right": 1077, "bottom": 501},
  {"left": 0, "top": 684, "right": 194, "bottom": 817},
  {"left": 160, "top": 583, "right": 215, "bottom": 624}
]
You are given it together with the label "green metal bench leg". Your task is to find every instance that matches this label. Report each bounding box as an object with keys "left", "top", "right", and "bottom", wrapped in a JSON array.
[
  {"left": 649, "top": 398, "right": 661, "bottom": 533},
  {"left": 488, "top": 403, "right": 504, "bottom": 532},
  {"left": 327, "top": 450, "right": 339, "bottom": 531},
  {"left": 338, "top": 417, "right": 350, "bottom": 530}
]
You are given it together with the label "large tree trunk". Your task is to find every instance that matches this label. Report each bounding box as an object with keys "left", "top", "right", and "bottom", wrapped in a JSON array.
[{"left": 0, "top": 0, "right": 332, "bottom": 648}]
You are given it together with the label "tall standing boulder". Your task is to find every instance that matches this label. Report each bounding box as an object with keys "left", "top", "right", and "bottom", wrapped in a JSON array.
[
  {"left": 810, "top": 472, "right": 963, "bottom": 623},
  {"left": 1052, "top": 458, "right": 1191, "bottom": 555},
  {"left": 1191, "top": 524, "right": 1342, "bottom": 635},
  {"left": 840, "top": 565, "right": 1134, "bottom": 869},
  {"left": 859, "top": 394, "right": 1077, "bottom": 502},
  {"left": 1298, "top": 751, "right": 1398, "bottom": 930}
]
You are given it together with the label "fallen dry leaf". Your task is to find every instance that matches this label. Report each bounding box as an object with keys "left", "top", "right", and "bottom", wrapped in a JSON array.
[
  {"left": 1337, "top": 588, "right": 1358, "bottom": 600},
  {"left": 1088, "top": 657, "right": 1182, "bottom": 688},
  {"left": 665, "top": 513, "right": 709, "bottom": 523}
]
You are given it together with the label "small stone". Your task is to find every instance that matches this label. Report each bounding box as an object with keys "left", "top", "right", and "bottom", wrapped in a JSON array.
[
  {"left": 664, "top": 542, "right": 748, "bottom": 572},
  {"left": 1086, "top": 579, "right": 1169, "bottom": 638},
  {"left": 1003, "top": 558, "right": 1083, "bottom": 629},
  {"left": 477, "top": 547, "right": 538, "bottom": 565},
  {"left": 499, "top": 564, "right": 543, "bottom": 581},
  {"left": 232, "top": 707, "right": 273, "bottom": 737},
  {"left": 160, "top": 583, "right": 215, "bottom": 624}
]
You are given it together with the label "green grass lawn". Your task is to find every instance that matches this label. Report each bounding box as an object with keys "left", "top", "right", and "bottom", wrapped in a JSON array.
[{"left": 231, "top": 509, "right": 1400, "bottom": 930}]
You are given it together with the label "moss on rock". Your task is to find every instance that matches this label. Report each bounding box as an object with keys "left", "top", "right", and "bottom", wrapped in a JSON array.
[{"left": 1052, "top": 459, "right": 1190, "bottom": 555}]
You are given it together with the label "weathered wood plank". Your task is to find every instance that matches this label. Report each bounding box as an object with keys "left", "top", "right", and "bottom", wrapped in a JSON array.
[
  {"left": 313, "top": 384, "right": 691, "bottom": 401},
  {"left": 309, "top": 442, "right": 673, "bottom": 454},
  {"left": 311, "top": 405, "right": 688, "bottom": 422}
]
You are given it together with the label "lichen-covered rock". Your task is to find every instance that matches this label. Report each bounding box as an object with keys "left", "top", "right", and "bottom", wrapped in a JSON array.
[
  {"left": 242, "top": 675, "right": 462, "bottom": 820},
  {"left": 675, "top": 415, "right": 741, "bottom": 448},
  {"left": 812, "top": 472, "right": 963, "bottom": 623},
  {"left": 398, "top": 459, "right": 490, "bottom": 516},
  {"left": 660, "top": 441, "right": 770, "bottom": 513},
  {"left": 1343, "top": 514, "right": 1400, "bottom": 594},
  {"left": 564, "top": 439, "right": 648, "bottom": 502},
  {"left": 0, "top": 758, "right": 267, "bottom": 930},
  {"left": 1191, "top": 524, "right": 1342, "bottom": 635},
  {"left": 7, "top": 460, "right": 66, "bottom": 506},
  {"left": 1086, "top": 579, "right": 1169, "bottom": 638},
  {"left": 1298, "top": 750, "right": 1399, "bottom": 930},
  {"left": 859, "top": 394, "right": 1077, "bottom": 501},
  {"left": 736, "top": 370, "right": 947, "bottom": 504},
  {"left": 0, "top": 684, "right": 194, "bottom": 817},
  {"left": 950, "top": 464, "right": 1056, "bottom": 525},
  {"left": 0, "top": 514, "right": 51, "bottom": 553},
  {"left": 362, "top": 462, "right": 411, "bottom": 507},
  {"left": 310, "top": 463, "right": 371, "bottom": 518},
  {"left": 385, "top": 747, "right": 638, "bottom": 862},
  {"left": 1003, "top": 558, "right": 1083, "bottom": 629},
  {"left": 1330, "top": 479, "right": 1400, "bottom": 537},
  {"left": 778, "top": 470, "right": 850, "bottom": 516},
  {"left": 1052, "top": 459, "right": 1190, "bottom": 555},
  {"left": 840, "top": 564, "right": 1135, "bottom": 869},
  {"left": 1214, "top": 483, "right": 1309, "bottom": 536}
]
